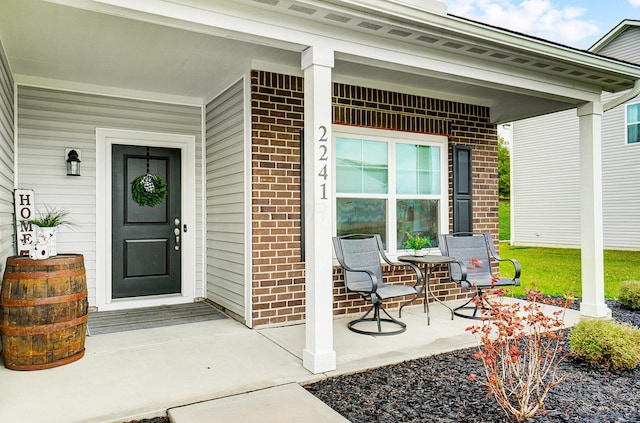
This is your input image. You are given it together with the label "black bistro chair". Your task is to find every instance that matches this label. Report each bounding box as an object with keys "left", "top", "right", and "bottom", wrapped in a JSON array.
[
  {"left": 332, "top": 234, "right": 423, "bottom": 335},
  {"left": 439, "top": 232, "right": 520, "bottom": 319}
]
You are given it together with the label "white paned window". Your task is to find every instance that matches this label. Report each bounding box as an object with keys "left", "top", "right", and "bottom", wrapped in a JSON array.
[
  {"left": 627, "top": 103, "right": 640, "bottom": 145},
  {"left": 334, "top": 126, "right": 448, "bottom": 254}
]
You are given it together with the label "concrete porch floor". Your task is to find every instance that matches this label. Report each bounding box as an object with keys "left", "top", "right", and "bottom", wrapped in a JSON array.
[{"left": 0, "top": 299, "right": 581, "bottom": 423}]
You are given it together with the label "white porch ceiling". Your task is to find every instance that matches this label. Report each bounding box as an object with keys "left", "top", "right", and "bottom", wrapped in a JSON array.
[
  {"left": 0, "top": 0, "right": 302, "bottom": 103},
  {"left": 1, "top": 0, "right": 639, "bottom": 122}
]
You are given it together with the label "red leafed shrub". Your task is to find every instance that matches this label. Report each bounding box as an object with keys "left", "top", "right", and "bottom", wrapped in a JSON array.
[{"left": 467, "top": 289, "right": 574, "bottom": 422}]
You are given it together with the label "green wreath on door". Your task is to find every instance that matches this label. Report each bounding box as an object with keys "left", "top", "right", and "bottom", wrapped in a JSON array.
[{"left": 131, "top": 174, "right": 167, "bottom": 207}]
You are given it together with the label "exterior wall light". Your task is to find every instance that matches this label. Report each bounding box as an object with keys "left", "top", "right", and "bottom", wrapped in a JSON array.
[{"left": 66, "top": 149, "right": 81, "bottom": 176}]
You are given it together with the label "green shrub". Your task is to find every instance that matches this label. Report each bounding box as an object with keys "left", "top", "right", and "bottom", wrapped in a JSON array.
[
  {"left": 618, "top": 280, "right": 640, "bottom": 310},
  {"left": 569, "top": 319, "right": 640, "bottom": 370}
]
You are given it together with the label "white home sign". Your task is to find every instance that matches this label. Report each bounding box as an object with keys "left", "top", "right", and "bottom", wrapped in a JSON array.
[{"left": 14, "top": 189, "right": 35, "bottom": 255}]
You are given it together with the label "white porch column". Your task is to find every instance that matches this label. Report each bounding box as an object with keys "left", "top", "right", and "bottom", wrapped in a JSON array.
[
  {"left": 577, "top": 102, "right": 611, "bottom": 319},
  {"left": 301, "top": 46, "right": 337, "bottom": 373}
]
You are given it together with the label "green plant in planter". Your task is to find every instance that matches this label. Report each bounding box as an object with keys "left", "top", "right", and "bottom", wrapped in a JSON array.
[
  {"left": 404, "top": 232, "right": 431, "bottom": 252},
  {"left": 27, "top": 205, "right": 76, "bottom": 258},
  {"left": 28, "top": 205, "right": 75, "bottom": 228}
]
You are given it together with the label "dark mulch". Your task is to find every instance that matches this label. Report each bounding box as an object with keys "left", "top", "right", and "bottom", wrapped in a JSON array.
[
  {"left": 305, "top": 300, "right": 640, "bottom": 423},
  {"left": 130, "top": 300, "right": 640, "bottom": 423}
]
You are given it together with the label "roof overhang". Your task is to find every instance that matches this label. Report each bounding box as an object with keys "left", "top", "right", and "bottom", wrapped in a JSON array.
[{"left": 1, "top": 0, "right": 639, "bottom": 123}]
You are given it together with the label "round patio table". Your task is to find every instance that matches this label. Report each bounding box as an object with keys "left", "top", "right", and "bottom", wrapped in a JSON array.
[{"left": 398, "top": 254, "right": 457, "bottom": 325}]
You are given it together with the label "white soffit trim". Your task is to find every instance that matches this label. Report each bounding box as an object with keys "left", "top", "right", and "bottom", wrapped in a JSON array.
[
  {"left": 14, "top": 74, "right": 204, "bottom": 106},
  {"left": 251, "top": 58, "right": 492, "bottom": 108},
  {"left": 337, "top": 1, "right": 640, "bottom": 79},
  {"left": 275, "top": 0, "right": 640, "bottom": 87},
  {"left": 334, "top": 73, "right": 492, "bottom": 108},
  {"left": 388, "top": 0, "right": 447, "bottom": 15},
  {"left": 45, "top": 0, "right": 307, "bottom": 51},
  {"left": 251, "top": 60, "right": 303, "bottom": 78},
  {"left": 46, "top": 0, "right": 640, "bottom": 91}
]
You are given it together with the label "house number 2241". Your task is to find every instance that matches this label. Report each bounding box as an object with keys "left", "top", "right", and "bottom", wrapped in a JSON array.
[{"left": 317, "top": 125, "right": 329, "bottom": 200}]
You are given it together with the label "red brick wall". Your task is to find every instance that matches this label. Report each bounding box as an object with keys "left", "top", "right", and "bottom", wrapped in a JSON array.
[
  {"left": 251, "top": 70, "right": 499, "bottom": 327},
  {"left": 251, "top": 71, "right": 306, "bottom": 326}
]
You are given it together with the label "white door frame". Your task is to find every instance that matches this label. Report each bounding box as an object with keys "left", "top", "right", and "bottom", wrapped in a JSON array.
[{"left": 96, "top": 128, "right": 197, "bottom": 311}]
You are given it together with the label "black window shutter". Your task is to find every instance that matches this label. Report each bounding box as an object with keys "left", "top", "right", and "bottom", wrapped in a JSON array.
[{"left": 452, "top": 145, "right": 473, "bottom": 233}]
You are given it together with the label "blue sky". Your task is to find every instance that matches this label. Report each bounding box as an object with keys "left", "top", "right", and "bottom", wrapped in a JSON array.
[{"left": 446, "top": 0, "right": 640, "bottom": 49}]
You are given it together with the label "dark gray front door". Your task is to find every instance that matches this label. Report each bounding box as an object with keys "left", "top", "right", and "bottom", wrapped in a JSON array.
[{"left": 112, "top": 145, "right": 181, "bottom": 299}]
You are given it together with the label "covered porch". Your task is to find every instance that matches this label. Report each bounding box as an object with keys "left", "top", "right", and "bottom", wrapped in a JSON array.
[
  {"left": 0, "top": 300, "right": 583, "bottom": 422},
  {"left": 1, "top": 0, "right": 639, "bottom": 378}
]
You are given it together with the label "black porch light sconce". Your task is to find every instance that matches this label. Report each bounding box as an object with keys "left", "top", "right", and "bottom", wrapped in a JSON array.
[{"left": 66, "top": 149, "right": 81, "bottom": 176}]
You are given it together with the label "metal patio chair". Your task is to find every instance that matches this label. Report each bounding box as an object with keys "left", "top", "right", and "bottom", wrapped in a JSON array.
[
  {"left": 332, "top": 234, "right": 423, "bottom": 335},
  {"left": 438, "top": 232, "right": 520, "bottom": 319}
]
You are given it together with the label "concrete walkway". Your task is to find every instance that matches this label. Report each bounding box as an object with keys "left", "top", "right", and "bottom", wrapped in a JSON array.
[{"left": 0, "top": 300, "right": 581, "bottom": 423}]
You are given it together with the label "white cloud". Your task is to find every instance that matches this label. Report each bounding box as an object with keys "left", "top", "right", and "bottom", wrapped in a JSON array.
[
  {"left": 447, "top": 0, "right": 600, "bottom": 47},
  {"left": 630, "top": 0, "right": 640, "bottom": 7}
]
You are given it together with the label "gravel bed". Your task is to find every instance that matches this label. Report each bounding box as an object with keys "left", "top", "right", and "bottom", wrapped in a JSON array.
[
  {"left": 131, "top": 300, "right": 639, "bottom": 423},
  {"left": 305, "top": 300, "right": 640, "bottom": 423}
]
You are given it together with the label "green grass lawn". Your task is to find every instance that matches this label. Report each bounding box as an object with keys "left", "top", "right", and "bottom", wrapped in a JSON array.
[
  {"left": 498, "top": 199, "right": 510, "bottom": 241},
  {"left": 498, "top": 242, "right": 640, "bottom": 299}
]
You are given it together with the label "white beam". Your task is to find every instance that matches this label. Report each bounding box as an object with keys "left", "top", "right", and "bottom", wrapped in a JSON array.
[
  {"left": 577, "top": 102, "right": 611, "bottom": 319},
  {"left": 52, "top": 0, "right": 611, "bottom": 103},
  {"left": 302, "top": 45, "right": 337, "bottom": 374}
]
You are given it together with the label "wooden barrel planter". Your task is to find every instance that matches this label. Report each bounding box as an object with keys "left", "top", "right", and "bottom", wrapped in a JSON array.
[{"left": 0, "top": 254, "right": 88, "bottom": 370}]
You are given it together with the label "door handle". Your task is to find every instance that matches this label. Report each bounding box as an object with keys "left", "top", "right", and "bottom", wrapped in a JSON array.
[{"left": 174, "top": 218, "right": 181, "bottom": 251}]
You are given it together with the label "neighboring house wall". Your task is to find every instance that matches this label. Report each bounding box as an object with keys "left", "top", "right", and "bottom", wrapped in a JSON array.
[
  {"left": 511, "top": 109, "right": 581, "bottom": 247},
  {"left": 601, "top": 93, "right": 640, "bottom": 249},
  {"left": 16, "top": 86, "right": 203, "bottom": 304},
  {"left": 512, "top": 24, "right": 640, "bottom": 250},
  {"left": 250, "top": 70, "right": 499, "bottom": 327},
  {"left": 205, "top": 78, "right": 247, "bottom": 322},
  {"left": 599, "top": 25, "right": 640, "bottom": 250},
  {"left": 513, "top": 93, "right": 640, "bottom": 250},
  {"left": 0, "top": 40, "right": 15, "bottom": 273},
  {"left": 596, "top": 26, "right": 640, "bottom": 64}
]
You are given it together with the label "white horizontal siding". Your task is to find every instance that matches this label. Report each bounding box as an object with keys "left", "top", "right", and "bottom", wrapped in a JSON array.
[
  {"left": 513, "top": 89, "right": 640, "bottom": 250},
  {"left": 513, "top": 26, "right": 640, "bottom": 250},
  {"left": 0, "top": 40, "right": 14, "bottom": 274},
  {"left": 595, "top": 28, "right": 640, "bottom": 248},
  {"left": 205, "top": 79, "right": 246, "bottom": 320},
  {"left": 597, "top": 26, "right": 640, "bottom": 65},
  {"left": 17, "top": 86, "right": 203, "bottom": 305},
  {"left": 512, "top": 108, "right": 581, "bottom": 247},
  {"left": 601, "top": 91, "right": 640, "bottom": 249}
]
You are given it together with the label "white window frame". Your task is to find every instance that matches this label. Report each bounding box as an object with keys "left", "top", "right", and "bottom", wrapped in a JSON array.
[
  {"left": 332, "top": 125, "right": 449, "bottom": 257},
  {"left": 626, "top": 102, "right": 640, "bottom": 145}
]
